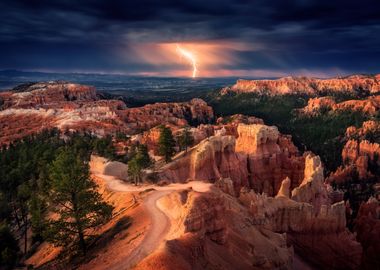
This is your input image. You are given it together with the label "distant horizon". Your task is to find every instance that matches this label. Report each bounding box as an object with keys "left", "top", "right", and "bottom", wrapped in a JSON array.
[{"left": 1, "top": 69, "right": 379, "bottom": 81}]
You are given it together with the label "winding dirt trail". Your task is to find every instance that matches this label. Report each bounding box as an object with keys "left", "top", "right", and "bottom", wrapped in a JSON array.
[
  {"left": 100, "top": 174, "right": 316, "bottom": 270},
  {"left": 96, "top": 174, "right": 212, "bottom": 270}
]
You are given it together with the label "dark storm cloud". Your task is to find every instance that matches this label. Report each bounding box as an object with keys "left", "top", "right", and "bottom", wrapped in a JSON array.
[{"left": 0, "top": 0, "right": 379, "bottom": 76}]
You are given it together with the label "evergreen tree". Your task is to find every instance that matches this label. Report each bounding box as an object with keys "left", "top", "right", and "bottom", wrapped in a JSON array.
[
  {"left": 177, "top": 127, "right": 194, "bottom": 153},
  {"left": 45, "top": 148, "right": 113, "bottom": 255},
  {"left": 16, "top": 183, "right": 31, "bottom": 254},
  {"left": 29, "top": 192, "right": 46, "bottom": 243},
  {"left": 0, "top": 223, "right": 19, "bottom": 270},
  {"left": 127, "top": 144, "right": 151, "bottom": 185},
  {"left": 158, "top": 126, "right": 176, "bottom": 163}
]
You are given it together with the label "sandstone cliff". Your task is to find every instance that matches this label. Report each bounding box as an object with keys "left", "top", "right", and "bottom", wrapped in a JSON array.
[
  {"left": 328, "top": 139, "right": 380, "bottom": 184},
  {"left": 300, "top": 95, "right": 380, "bottom": 116},
  {"left": 238, "top": 153, "right": 362, "bottom": 270},
  {"left": 0, "top": 82, "right": 214, "bottom": 145},
  {"left": 221, "top": 74, "right": 380, "bottom": 95},
  {"left": 327, "top": 119, "right": 380, "bottom": 185},
  {"left": 0, "top": 81, "right": 97, "bottom": 110},
  {"left": 157, "top": 135, "right": 249, "bottom": 194},
  {"left": 236, "top": 124, "right": 304, "bottom": 196},
  {"left": 137, "top": 189, "right": 294, "bottom": 270},
  {"left": 157, "top": 123, "right": 305, "bottom": 197}
]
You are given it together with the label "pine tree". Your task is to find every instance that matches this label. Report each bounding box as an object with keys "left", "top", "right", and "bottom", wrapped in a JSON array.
[
  {"left": 158, "top": 126, "right": 176, "bottom": 163},
  {"left": 0, "top": 223, "right": 19, "bottom": 269},
  {"left": 16, "top": 183, "right": 31, "bottom": 254},
  {"left": 128, "top": 144, "right": 151, "bottom": 185},
  {"left": 45, "top": 148, "right": 113, "bottom": 255},
  {"left": 177, "top": 127, "right": 194, "bottom": 153}
]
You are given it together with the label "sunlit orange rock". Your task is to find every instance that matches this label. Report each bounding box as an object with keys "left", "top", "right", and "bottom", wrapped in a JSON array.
[
  {"left": 222, "top": 74, "right": 380, "bottom": 96},
  {"left": 236, "top": 124, "right": 305, "bottom": 196},
  {"left": 0, "top": 82, "right": 214, "bottom": 145},
  {"left": 300, "top": 95, "right": 380, "bottom": 116}
]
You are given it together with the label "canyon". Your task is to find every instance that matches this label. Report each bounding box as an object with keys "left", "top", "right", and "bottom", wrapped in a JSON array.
[{"left": 2, "top": 79, "right": 379, "bottom": 270}]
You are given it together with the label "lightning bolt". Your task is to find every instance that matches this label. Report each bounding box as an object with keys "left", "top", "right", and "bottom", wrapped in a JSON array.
[{"left": 176, "top": 44, "right": 198, "bottom": 78}]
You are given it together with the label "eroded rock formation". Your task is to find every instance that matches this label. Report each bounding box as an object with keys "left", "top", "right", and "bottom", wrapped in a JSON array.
[
  {"left": 300, "top": 95, "right": 380, "bottom": 116},
  {"left": 328, "top": 139, "right": 380, "bottom": 184},
  {"left": 157, "top": 135, "right": 249, "bottom": 194},
  {"left": 0, "top": 82, "right": 214, "bottom": 145},
  {"left": 139, "top": 189, "right": 294, "bottom": 270},
  {"left": 354, "top": 197, "right": 380, "bottom": 269},
  {"left": 221, "top": 74, "right": 380, "bottom": 96},
  {"left": 238, "top": 153, "right": 362, "bottom": 270},
  {"left": 158, "top": 123, "right": 305, "bottom": 196},
  {"left": 236, "top": 124, "right": 305, "bottom": 196},
  {"left": 327, "top": 119, "right": 380, "bottom": 185}
]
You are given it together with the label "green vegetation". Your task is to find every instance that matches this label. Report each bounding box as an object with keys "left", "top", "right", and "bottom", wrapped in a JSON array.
[
  {"left": 127, "top": 144, "right": 152, "bottom": 185},
  {"left": 336, "top": 172, "right": 376, "bottom": 230},
  {"left": 206, "top": 92, "right": 308, "bottom": 127},
  {"left": 0, "top": 223, "right": 19, "bottom": 269},
  {"left": 177, "top": 126, "right": 194, "bottom": 153},
  {"left": 0, "top": 129, "right": 120, "bottom": 264},
  {"left": 364, "top": 129, "right": 380, "bottom": 144},
  {"left": 45, "top": 148, "right": 113, "bottom": 255},
  {"left": 158, "top": 125, "right": 176, "bottom": 163},
  {"left": 290, "top": 110, "right": 368, "bottom": 171}
]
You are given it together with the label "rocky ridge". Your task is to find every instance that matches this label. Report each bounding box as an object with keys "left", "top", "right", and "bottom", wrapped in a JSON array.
[
  {"left": 221, "top": 74, "right": 380, "bottom": 95},
  {"left": 0, "top": 82, "right": 214, "bottom": 145},
  {"left": 300, "top": 95, "right": 380, "bottom": 116}
]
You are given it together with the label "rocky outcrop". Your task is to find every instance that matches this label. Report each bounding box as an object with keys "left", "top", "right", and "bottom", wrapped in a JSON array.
[
  {"left": 328, "top": 121, "right": 380, "bottom": 184},
  {"left": 183, "top": 193, "right": 227, "bottom": 244},
  {"left": 143, "top": 189, "right": 294, "bottom": 270},
  {"left": 221, "top": 74, "right": 380, "bottom": 96},
  {"left": 276, "top": 177, "right": 291, "bottom": 198},
  {"left": 354, "top": 197, "right": 380, "bottom": 269},
  {"left": 158, "top": 135, "right": 248, "bottom": 194},
  {"left": 345, "top": 120, "right": 380, "bottom": 140},
  {"left": 158, "top": 123, "right": 306, "bottom": 196},
  {"left": 89, "top": 155, "right": 129, "bottom": 180},
  {"left": 0, "top": 82, "right": 214, "bottom": 145},
  {"left": 216, "top": 114, "right": 264, "bottom": 137},
  {"left": 300, "top": 95, "right": 380, "bottom": 116},
  {"left": 236, "top": 124, "right": 280, "bottom": 153},
  {"left": 117, "top": 98, "right": 213, "bottom": 131},
  {"left": 236, "top": 124, "right": 305, "bottom": 196},
  {"left": 215, "top": 178, "right": 236, "bottom": 197},
  {"left": 342, "top": 140, "right": 380, "bottom": 179},
  {"left": 0, "top": 81, "right": 97, "bottom": 110},
  {"left": 291, "top": 154, "right": 327, "bottom": 209},
  {"left": 299, "top": 96, "right": 336, "bottom": 115},
  {"left": 238, "top": 153, "right": 362, "bottom": 270}
]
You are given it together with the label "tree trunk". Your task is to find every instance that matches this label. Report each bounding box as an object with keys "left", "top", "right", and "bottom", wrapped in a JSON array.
[
  {"left": 72, "top": 193, "right": 86, "bottom": 255},
  {"left": 24, "top": 219, "right": 27, "bottom": 254},
  {"left": 78, "top": 230, "right": 86, "bottom": 256},
  {"left": 12, "top": 203, "right": 21, "bottom": 229}
]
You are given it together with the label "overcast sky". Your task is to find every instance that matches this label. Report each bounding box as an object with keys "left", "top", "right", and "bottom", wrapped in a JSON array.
[{"left": 1, "top": 0, "right": 380, "bottom": 77}]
